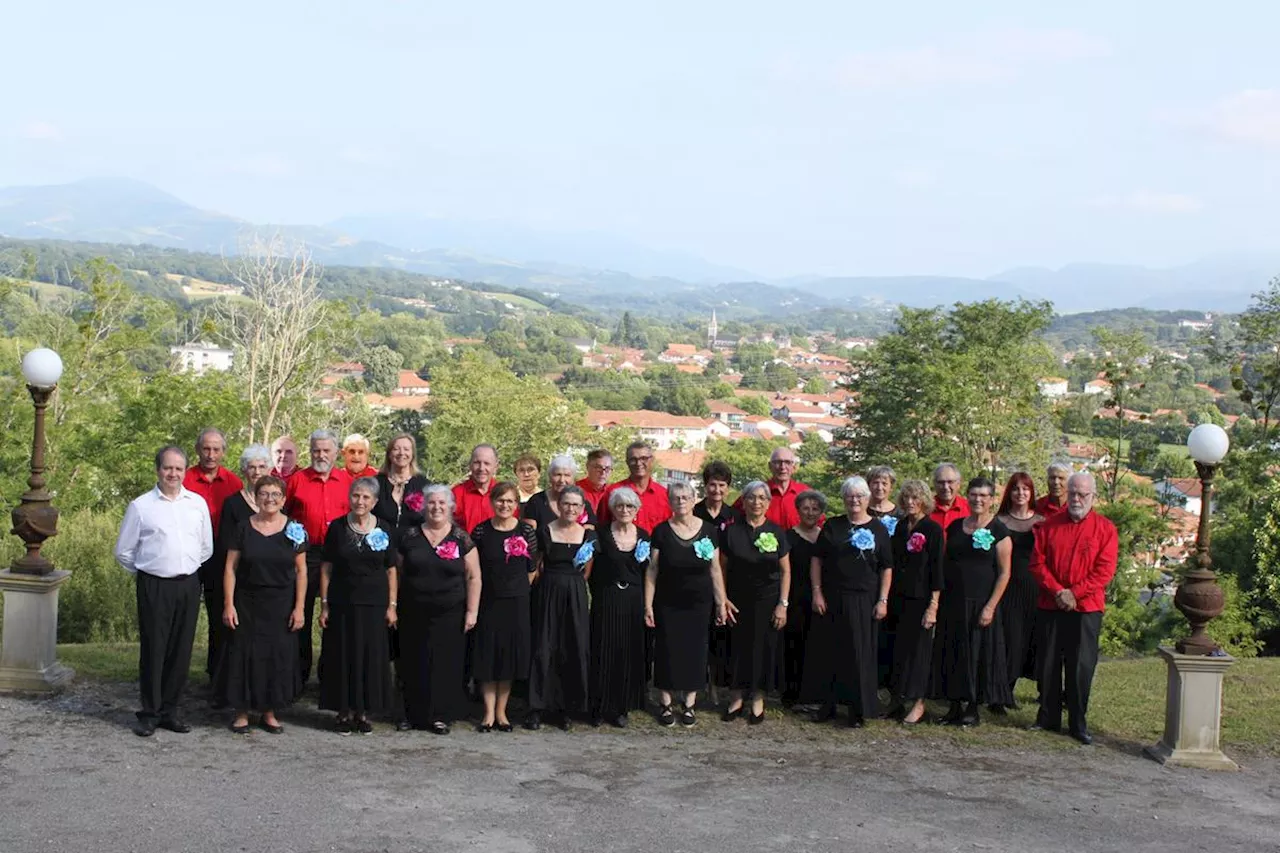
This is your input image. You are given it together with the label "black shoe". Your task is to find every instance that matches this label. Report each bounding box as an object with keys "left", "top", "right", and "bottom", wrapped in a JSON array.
[
  {"left": 259, "top": 719, "right": 284, "bottom": 734},
  {"left": 987, "top": 703, "right": 1007, "bottom": 716},
  {"left": 396, "top": 719, "right": 413, "bottom": 732},
  {"left": 939, "top": 703, "right": 964, "bottom": 726},
  {"left": 900, "top": 712, "right": 926, "bottom": 727},
  {"left": 429, "top": 721, "right": 451, "bottom": 735},
  {"left": 336, "top": 718, "right": 352, "bottom": 736},
  {"left": 610, "top": 714, "right": 629, "bottom": 729},
  {"left": 590, "top": 715, "right": 603, "bottom": 728},
  {"left": 158, "top": 718, "right": 191, "bottom": 734},
  {"left": 496, "top": 722, "right": 514, "bottom": 733},
  {"left": 679, "top": 707, "right": 696, "bottom": 728},
  {"left": 847, "top": 715, "right": 866, "bottom": 729},
  {"left": 810, "top": 704, "right": 837, "bottom": 723},
  {"left": 657, "top": 705, "right": 676, "bottom": 727},
  {"left": 959, "top": 709, "right": 981, "bottom": 728},
  {"left": 1070, "top": 729, "right": 1093, "bottom": 746},
  {"left": 524, "top": 712, "right": 542, "bottom": 731},
  {"left": 356, "top": 718, "right": 373, "bottom": 735},
  {"left": 556, "top": 714, "right": 572, "bottom": 732},
  {"left": 1027, "top": 720, "right": 1061, "bottom": 733},
  {"left": 747, "top": 711, "right": 766, "bottom": 726},
  {"left": 476, "top": 722, "right": 493, "bottom": 733},
  {"left": 231, "top": 721, "right": 251, "bottom": 735},
  {"left": 722, "top": 704, "right": 744, "bottom": 722},
  {"left": 883, "top": 704, "right": 906, "bottom": 721},
  {"left": 133, "top": 720, "right": 157, "bottom": 737}
]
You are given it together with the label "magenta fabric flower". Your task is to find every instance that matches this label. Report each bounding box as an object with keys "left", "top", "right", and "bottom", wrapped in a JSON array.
[
  {"left": 504, "top": 535, "right": 530, "bottom": 561},
  {"left": 906, "top": 532, "right": 926, "bottom": 554},
  {"left": 576, "top": 510, "right": 589, "bottom": 525},
  {"left": 436, "top": 539, "right": 460, "bottom": 560},
  {"left": 404, "top": 491, "right": 425, "bottom": 513}
]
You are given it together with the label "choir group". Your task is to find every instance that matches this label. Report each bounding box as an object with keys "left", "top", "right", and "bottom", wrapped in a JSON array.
[{"left": 113, "top": 427, "right": 1117, "bottom": 745}]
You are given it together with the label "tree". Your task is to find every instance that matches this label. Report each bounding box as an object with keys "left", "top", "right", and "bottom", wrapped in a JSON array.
[
  {"left": 641, "top": 365, "right": 709, "bottom": 416},
  {"left": 1127, "top": 431, "right": 1160, "bottom": 473},
  {"left": 363, "top": 345, "right": 403, "bottom": 395},
  {"left": 736, "top": 395, "right": 772, "bottom": 417},
  {"left": 613, "top": 312, "right": 648, "bottom": 349},
  {"left": 803, "top": 376, "right": 828, "bottom": 394},
  {"left": 1059, "top": 394, "right": 1098, "bottom": 435},
  {"left": 1093, "top": 328, "right": 1160, "bottom": 501}
]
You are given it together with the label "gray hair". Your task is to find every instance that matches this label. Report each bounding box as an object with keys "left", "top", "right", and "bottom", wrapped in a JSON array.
[
  {"left": 1068, "top": 472, "right": 1097, "bottom": 493},
  {"left": 932, "top": 462, "right": 961, "bottom": 482},
  {"left": 195, "top": 427, "right": 227, "bottom": 449},
  {"left": 770, "top": 446, "right": 797, "bottom": 463},
  {"left": 422, "top": 483, "right": 456, "bottom": 513},
  {"left": 668, "top": 480, "right": 697, "bottom": 504},
  {"left": 741, "top": 480, "right": 770, "bottom": 501},
  {"left": 866, "top": 465, "right": 896, "bottom": 484},
  {"left": 548, "top": 454, "right": 577, "bottom": 475},
  {"left": 840, "top": 476, "right": 871, "bottom": 499},
  {"left": 607, "top": 486, "right": 642, "bottom": 514},
  {"left": 557, "top": 484, "right": 586, "bottom": 506},
  {"left": 238, "top": 444, "right": 271, "bottom": 472},
  {"left": 795, "top": 489, "right": 827, "bottom": 514},
  {"left": 349, "top": 475, "right": 380, "bottom": 500},
  {"left": 1048, "top": 461, "right": 1073, "bottom": 477},
  {"left": 309, "top": 429, "right": 338, "bottom": 448},
  {"left": 342, "top": 433, "right": 371, "bottom": 451}
]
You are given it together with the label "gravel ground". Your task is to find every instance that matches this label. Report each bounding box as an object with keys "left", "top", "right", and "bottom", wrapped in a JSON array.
[{"left": 0, "top": 680, "right": 1277, "bottom": 853}]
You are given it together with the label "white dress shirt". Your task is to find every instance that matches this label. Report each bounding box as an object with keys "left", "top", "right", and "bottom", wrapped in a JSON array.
[{"left": 115, "top": 486, "right": 214, "bottom": 578}]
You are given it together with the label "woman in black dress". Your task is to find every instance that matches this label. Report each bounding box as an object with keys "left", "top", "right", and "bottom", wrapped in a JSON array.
[
  {"left": 373, "top": 433, "right": 429, "bottom": 531},
  {"left": 935, "top": 477, "right": 1013, "bottom": 727},
  {"left": 588, "top": 486, "right": 650, "bottom": 728},
  {"left": 694, "top": 460, "right": 737, "bottom": 696},
  {"left": 526, "top": 485, "right": 595, "bottom": 731},
  {"left": 720, "top": 480, "right": 791, "bottom": 724},
  {"left": 866, "top": 465, "right": 903, "bottom": 689},
  {"left": 995, "top": 471, "right": 1043, "bottom": 708},
  {"left": 395, "top": 484, "right": 481, "bottom": 734},
  {"left": 805, "top": 476, "right": 893, "bottom": 727},
  {"left": 220, "top": 475, "right": 307, "bottom": 734},
  {"left": 866, "top": 465, "right": 899, "bottom": 519},
  {"left": 522, "top": 455, "right": 598, "bottom": 529},
  {"left": 645, "top": 481, "right": 730, "bottom": 728},
  {"left": 317, "top": 477, "right": 396, "bottom": 734},
  {"left": 887, "top": 479, "right": 944, "bottom": 725},
  {"left": 471, "top": 481, "right": 537, "bottom": 732},
  {"left": 782, "top": 490, "right": 825, "bottom": 707},
  {"left": 514, "top": 454, "right": 542, "bottom": 512}
]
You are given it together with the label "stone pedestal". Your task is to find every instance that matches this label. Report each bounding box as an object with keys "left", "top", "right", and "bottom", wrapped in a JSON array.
[
  {"left": 0, "top": 569, "right": 74, "bottom": 693},
  {"left": 1145, "top": 645, "right": 1237, "bottom": 771}
]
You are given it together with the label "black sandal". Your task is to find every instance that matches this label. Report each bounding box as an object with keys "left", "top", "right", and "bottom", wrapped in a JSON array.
[{"left": 657, "top": 704, "right": 676, "bottom": 727}]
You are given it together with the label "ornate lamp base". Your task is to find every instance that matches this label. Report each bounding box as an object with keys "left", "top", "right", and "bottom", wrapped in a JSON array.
[
  {"left": 1144, "top": 646, "right": 1238, "bottom": 771},
  {"left": 0, "top": 569, "right": 74, "bottom": 693}
]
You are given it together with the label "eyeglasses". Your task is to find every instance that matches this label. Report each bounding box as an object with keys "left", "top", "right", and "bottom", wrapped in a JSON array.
[
  {"left": 258, "top": 492, "right": 284, "bottom": 502},
  {"left": 1067, "top": 491, "right": 1095, "bottom": 499},
  {"left": 628, "top": 456, "right": 653, "bottom": 464},
  {"left": 845, "top": 494, "right": 867, "bottom": 502},
  {"left": 771, "top": 459, "right": 796, "bottom": 466}
]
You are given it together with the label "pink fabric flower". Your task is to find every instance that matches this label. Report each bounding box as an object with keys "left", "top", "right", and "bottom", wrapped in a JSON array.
[
  {"left": 504, "top": 535, "right": 530, "bottom": 560},
  {"left": 404, "top": 491, "right": 425, "bottom": 513},
  {"left": 906, "top": 532, "right": 926, "bottom": 554},
  {"left": 436, "top": 540, "right": 460, "bottom": 560},
  {"left": 576, "top": 510, "right": 589, "bottom": 525}
]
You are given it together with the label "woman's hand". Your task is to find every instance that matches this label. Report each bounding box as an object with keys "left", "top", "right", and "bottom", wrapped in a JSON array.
[
  {"left": 771, "top": 603, "right": 788, "bottom": 630},
  {"left": 464, "top": 610, "right": 478, "bottom": 632},
  {"left": 724, "top": 599, "right": 740, "bottom": 626},
  {"left": 222, "top": 605, "right": 238, "bottom": 629},
  {"left": 319, "top": 604, "right": 330, "bottom": 629},
  {"left": 873, "top": 599, "right": 888, "bottom": 621},
  {"left": 979, "top": 604, "right": 995, "bottom": 628},
  {"left": 289, "top": 607, "right": 305, "bottom": 632},
  {"left": 923, "top": 604, "right": 937, "bottom": 630},
  {"left": 644, "top": 607, "right": 655, "bottom": 629},
  {"left": 812, "top": 590, "right": 828, "bottom": 617},
  {"left": 385, "top": 606, "right": 398, "bottom": 628}
]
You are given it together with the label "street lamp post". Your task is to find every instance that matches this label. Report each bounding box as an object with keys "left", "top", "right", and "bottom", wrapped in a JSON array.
[
  {"left": 1145, "top": 423, "right": 1237, "bottom": 770},
  {"left": 0, "top": 348, "right": 75, "bottom": 692}
]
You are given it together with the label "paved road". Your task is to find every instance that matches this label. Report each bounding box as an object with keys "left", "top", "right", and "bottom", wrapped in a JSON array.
[{"left": 0, "top": 681, "right": 1277, "bottom": 853}]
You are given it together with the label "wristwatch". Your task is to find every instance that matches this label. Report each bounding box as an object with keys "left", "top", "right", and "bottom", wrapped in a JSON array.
[
  {"left": 877, "top": 597, "right": 888, "bottom": 603},
  {"left": 778, "top": 598, "right": 789, "bottom": 607}
]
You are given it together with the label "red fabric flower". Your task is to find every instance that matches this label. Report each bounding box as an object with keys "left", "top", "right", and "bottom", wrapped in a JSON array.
[
  {"left": 436, "top": 539, "right": 460, "bottom": 560},
  {"left": 906, "top": 532, "right": 926, "bottom": 554},
  {"left": 504, "top": 535, "right": 530, "bottom": 560},
  {"left": 404, "top": 491, "right": 425, "bottom": 513}
]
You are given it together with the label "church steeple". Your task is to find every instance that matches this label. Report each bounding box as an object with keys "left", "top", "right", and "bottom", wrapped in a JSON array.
[{"left": 708, "top": 309, "right": 718, "bottom": 348}]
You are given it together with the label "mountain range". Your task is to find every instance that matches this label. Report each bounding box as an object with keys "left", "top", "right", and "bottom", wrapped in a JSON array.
[{"left": 0, "top": 177, "right": 1271, "bottom": 315}]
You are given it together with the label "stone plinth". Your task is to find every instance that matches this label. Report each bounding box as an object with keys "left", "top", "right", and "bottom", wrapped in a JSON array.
[
  {"left": 1144, "top": 645, "right": 1237, "bottom": 771},
  {"left": 0, "top": 569, "right": 74, "bottom": 693}
]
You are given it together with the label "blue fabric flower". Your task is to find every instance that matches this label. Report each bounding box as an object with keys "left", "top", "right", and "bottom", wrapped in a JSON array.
[
  {"left": 972, "top": 528, "right": 995, "bottom": 551},
  {"left": 366, "top": 527, "right": 390, "bottom": 552},
  {"left": 693, "top": 537, "right": 715, "bottom": 561},
  {"left": 634, "top": 539, "right": 651, "bottom": 563},
  {"left": 573, "top": 539, "right": 596, "bottom": 568},
  {"left": 850, "top": 527, "right": 876, "bottom": 551},
  {"left": 284, "top": 521, "right": 307, "bottom": 547},
  {"left": 880, "top": 515, "right": 899, "bottom": 535}
]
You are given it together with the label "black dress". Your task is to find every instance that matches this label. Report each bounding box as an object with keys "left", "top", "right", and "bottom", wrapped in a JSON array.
[
  {"left": 802, "top": 516, "right": 893, "bottom": 719},
  {"left": 529, "top": 525, "right": 594, "bottom": 714},
  {"left": 318, "top": 517, "right": 395, "bottom": 715},
  {"left": 721, "top": 519, "right": 790, "bottom": 693},
  {"left": 220, "top": 518, "right": 304, "bottom": 711},
  {"left": 873, "top": 512, "right": 906, "bottom": 688},
  {"left": 396, "top": 526, "right": 474, "bottom": 726},
  {"left": 651, "top": 519, "right": 718, "bottom": 693},
  {"left": 373, "top": 473, "right": 429, "bottom": 532},
  {"left": 782, "top": 527, "right": 820, "bottom": 704},
  {"left": 470, "top": 520, "right": 537, "bottom": 682},
  {"left": 588, "top": 524, "right": 650, "bottom": 718},
  {"left": 934, "top": 518, "right": 1013, "bottom": 706},
  {"left": 522, "top": 491, "right": 598, "bottom": 529},
  {"left": 999, "top": 516, "right": 1040, "bottom": 691},
  {"left": 209, "top": 491, "right": 255, "bottom": 682},
  {"left": 694, "top": 501, "right": 737, "bottom": 688},
  {"left": 889, "top": 517, "right": 944, "bottom": 702}
]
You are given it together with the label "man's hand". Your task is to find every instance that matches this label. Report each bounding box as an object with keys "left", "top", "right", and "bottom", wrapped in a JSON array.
[{"left": 1055, "top": 589, "right": 1077, "bottom": 611}]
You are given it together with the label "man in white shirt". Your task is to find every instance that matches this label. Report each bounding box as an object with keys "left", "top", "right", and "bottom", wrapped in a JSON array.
[{"left": 115, "top": 445, "right": 213, "bottom": 737}]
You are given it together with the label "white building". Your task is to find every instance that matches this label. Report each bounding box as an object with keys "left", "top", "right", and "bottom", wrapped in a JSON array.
[
  {"left": 586, "top": 410, "right": 730, "bottom": 450},
  {"left": 171, "top": 341, "right": 233, "bottom": 375},
  {"left": 1038, "top": 377, "right": 1070, "bottom": 399}
]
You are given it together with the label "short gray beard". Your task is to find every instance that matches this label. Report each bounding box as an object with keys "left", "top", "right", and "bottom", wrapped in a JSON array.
[{"left": 1068, "top": 506, "right": 1089, "bottom": 521}]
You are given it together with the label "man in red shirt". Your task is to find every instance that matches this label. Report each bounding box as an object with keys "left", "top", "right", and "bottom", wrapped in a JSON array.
[
  {"left": 452, "top": 444, "right": 498, "bottom": 532},
  {"left": 599, "top": 441, "right": 672, "bottom": 532},
  {"left": 270, "top": 435, "right": 299, "bottom": 480},
  {"left": 284, "top": 429, "right": 350, "bottom": 682},
  {"left": 341, "top": 433, "right": 379, "bottom": 480},
  {"left": 733, "top": 446, "right": 812, "bottom": 528},
  {"left": 929, "top": 463, "right": 970, "bottom": 539},
  {"left": 576, "top": 449, "right": 613, "bottom": 515},
  {"left": 1034, "top": 462, "right": 1071, "bottom": 517},
  {"left": 1028, "top": 472, "right": 1118, "bottom": 745},
  {"left": 182, "top": 427, "right": 243, "bottom": 682}
]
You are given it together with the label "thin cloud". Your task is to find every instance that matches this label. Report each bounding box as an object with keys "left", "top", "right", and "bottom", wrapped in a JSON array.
[
  {"left": 1205, "top": 89, "right": 1280, "bottom": 146},
  {"left": 1091, "top": 191, "right": 1202, "bottom": 214},
  {"left": 18, "top": 120, "right": 63, "bottom": 142}
]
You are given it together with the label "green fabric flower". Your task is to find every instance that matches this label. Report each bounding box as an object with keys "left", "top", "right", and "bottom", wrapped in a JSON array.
[{"left": 754, "top": 532, "right": 779, "bottom": 554}]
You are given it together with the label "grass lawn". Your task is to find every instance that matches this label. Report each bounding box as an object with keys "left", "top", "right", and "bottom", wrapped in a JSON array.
[
  {"left": 1068, "top": 434, "right": 1189, "bottom": 460},
  {"left": 54, "top": 644, "right": 1280, "bottom": 756}
]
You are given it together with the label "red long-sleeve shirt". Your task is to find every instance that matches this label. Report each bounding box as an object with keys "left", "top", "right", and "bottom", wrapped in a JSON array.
[
  {"left": 598, "top": 477, "right": 672, "bottom": 532},
  {"left": 1034, "top": 495, "right": 1067, "bottom": 518},
  {"left": 733, "top": 479, "right": 813, "bottom": 529},
  {"left": 182, "top": 466, "right": 243, "bottom": 539},
  {"left": 452, "top": 478, "right": 496, "bottom": 533},
  {"left": 284, "top": 467, "right": 351, "bottom": 545},
  {"left": 1028, "top": 510, "right": 1118, "bottom": 613},
  {"left": 575, "top": 477, "right": 609, "bottom": 515},
  {"left": 929, "top": 496, "right": 970, "bottom": 542}
]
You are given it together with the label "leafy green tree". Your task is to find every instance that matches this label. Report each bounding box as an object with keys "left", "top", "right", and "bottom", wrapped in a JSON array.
[
  {"left": 1128, "top": 431, "right": 1160, "bottom": 473},
  {"left": 1093, "top": 328, "right": 1160, "bottom": 501},
  {"left": 736, "top": 395, "right": 772, "bottom": 417},
  {"left": 363, "top": 344, "right": 403, "bottom": 395},
  {"left": 641, "top": 365, "right": 709, "bottom": 416},
  {"left": 803, "top": 376, "right": 828, "bottom": 394},
  {"left": 1059, "top": 394, "right": 1098, "bottom": 435}
]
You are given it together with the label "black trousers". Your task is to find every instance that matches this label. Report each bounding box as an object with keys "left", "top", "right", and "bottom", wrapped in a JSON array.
[
  {"left": 199, "top": 555, "right": 228, "bottom": 681},
  {"left": 1035, "top": 609, "right": 1102, "bottom": 735},
  {"left": 136, "top": 571, "right": 202, "bottom": 723},
  {"left": 299, "top": 550, "right": 323, "bottom": 683}
]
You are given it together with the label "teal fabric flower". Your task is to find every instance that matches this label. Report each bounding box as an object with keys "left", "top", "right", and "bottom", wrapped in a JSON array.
[
  {"left": 972, "top": 528, "right": 995, "bottom": 551},
  {"left": 693, "top": 537, "right": 715, "bottom": 561},
  {"left": 573, "top": 539, "right": 596, "bottom": 568},
  {"left": 634, "top": 539, "right": 651, "bottom": 563},
  {"left": 850, "top": 527, "right": 876, "bottom": 551},
  {"left": 366, "top": 527, "right": 390, "bottom": 552},
  {"left": 754, "top": 532, "right": 779, "bottom": 554},
  {"left": 284, "top": 521, "right": 307, "bottom": 547}
]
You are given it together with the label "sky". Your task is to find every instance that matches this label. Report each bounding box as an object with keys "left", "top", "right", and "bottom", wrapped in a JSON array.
[{"left": 4, "top": 0, "right": 1280, "bottom": 279}]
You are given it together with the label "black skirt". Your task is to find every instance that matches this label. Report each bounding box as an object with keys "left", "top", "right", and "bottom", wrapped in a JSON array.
[
  {"left": 588, "top": 582, "right": 648, "bottom": 716},
  {"left": 708, "top": 622, "right": 733, "bottom": 689},
  {"left": 318, "top": 603, "right": 393, "bottom": 714},
  {"left": 653, "top": 600, "right": 712, "bottom": 693},
  {"left": 399, "top": 599, "right": 469, "bottom": 726},
  {"left": 891, "top": 597, "right": 935, "bottom": 701},
  {"left": 933, "top": 596, "right": 1013, "bottom": 706},
  {"left": 472, "top": 594, "right": 532, "bottom": 683},
  {"left": 801, "top": 591, "right": 879, "bottom": 717},
  {"left": 1001, "top": 572, "right": 1039, "bottom": 687},
  {"left": 528, "top": 572, "right": 589, "bottom": 713},
  {"left": 728, "top": 593, "right": 780, "bottom": 692},
  {"left": 780, "top": 600, "right": 813, "bottom": 703},
  {"left": 219, "top": 586, "right": 300, "bottom": 711}
]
